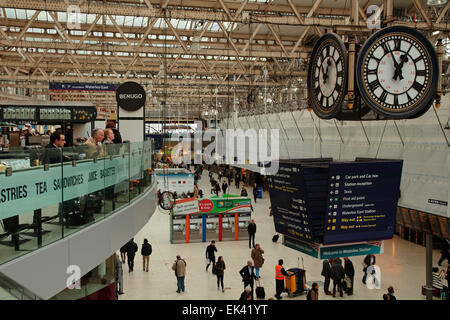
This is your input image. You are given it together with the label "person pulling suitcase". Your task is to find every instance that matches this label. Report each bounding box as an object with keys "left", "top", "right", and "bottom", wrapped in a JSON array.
[{"left": 255, "top": 278, "right": 265, "bottom": 299}]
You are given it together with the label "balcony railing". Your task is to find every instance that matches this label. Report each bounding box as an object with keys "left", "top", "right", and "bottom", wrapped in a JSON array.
[{"left": 0, "top": 140, "right": 153, "bottom": 266}]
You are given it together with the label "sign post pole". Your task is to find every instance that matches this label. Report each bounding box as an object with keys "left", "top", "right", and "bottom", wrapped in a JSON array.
[{"left": 425, "top": 232, "right": 433, "bottom": 300}]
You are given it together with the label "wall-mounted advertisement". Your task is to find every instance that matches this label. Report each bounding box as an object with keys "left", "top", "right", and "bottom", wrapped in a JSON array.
[
  {"left": 172, "top": 198, "right": 199, "bottom": 216},
  {"left": 198, "top": 196, "right": 251, "bottom": 214}
]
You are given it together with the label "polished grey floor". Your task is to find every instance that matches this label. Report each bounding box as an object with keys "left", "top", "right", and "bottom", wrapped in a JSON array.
[{"left": 120, "top": 170, "right": 446, "bottom": 300}]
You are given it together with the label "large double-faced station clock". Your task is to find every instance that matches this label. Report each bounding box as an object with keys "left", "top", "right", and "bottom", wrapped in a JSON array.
[
  {"left": 307, "top": 33, "right": 348, "bottom": 119},
  {"left": 307, "top": 26, "right": 438, "bottom": 120},
  {"left": 356, "top": 26, "right": 438, "bottom": 119}
]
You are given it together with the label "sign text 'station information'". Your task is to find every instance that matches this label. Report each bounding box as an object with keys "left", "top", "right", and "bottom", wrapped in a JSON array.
[{"left": 323, "top": 161, "right": 403, "bottom": 244}]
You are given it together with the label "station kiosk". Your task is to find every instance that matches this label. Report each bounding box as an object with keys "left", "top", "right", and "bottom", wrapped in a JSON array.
[
  {"left": 237, "top": 211, "right": 251, "bottom": 240},
  {"left": 170, "top": 197, "right": 199, "bottom": 244},
  {"left": 221, "top": 212, "right": 236, "bottom": 241},
  {"left": 188, "top": 214, "right": 203, "bottom": 242},
  {"left": 204, "top": 213, "right": 220, "bottom": 242},
  {"left": 170, "top": 195, "right": 252, "bottom": 243},
  {"left": 172, "top": 215, "right": 186, "bottom": 244},
  {"left": 202, "top": 195, "right": 252, "bottom": 242}
]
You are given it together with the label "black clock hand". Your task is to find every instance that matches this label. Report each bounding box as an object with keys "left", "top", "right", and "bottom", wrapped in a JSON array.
[
  {"left": 321, "top": 63, "right": 327, "bottom": 83},
  {"left": 385, "top": 41, "right": 400, "bottom": 75},
  {"left": 323, "top": 58, "right": 332, "bottom": 83},
  {"left": 393, "top": 54, "right": 409, "bottom": 80}
]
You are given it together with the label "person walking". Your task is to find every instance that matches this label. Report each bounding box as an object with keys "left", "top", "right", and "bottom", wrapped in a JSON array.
[
  {"left": 215, "top": 256, "right": 226, "bottom": 292},
  {"left": 363, "top": 254, "right": 376, "bottom": 284},
  {"left": 235, "top": 173, "right": 240, "bottom": 189},
  {"left": 119, "top": 243, "right": 127, "bottom": 264},
  {"left": 206, "top": 240, "right": 218, "bottom": 272},
  {"left": 126, "top": 238, "right": 138, "bottom": 272},
  {"left": 227, "top": 172, "right": 232, "bottom": 186},
  {"left": 222, "top": 181, "right": 228, "bottom": 195},
  {"left": 307, "top": 282, "right": 319, "bottom": 300},
  {"left": 252, "top": 184, "right": 258, "bottom": 203},
  {"left": 344, "top": 257, "right": 355, "bottom": 295},
  {"left": 331, "top": 258, "right": 345, "bottom": 298},
  {"left": 438, "top": 239, "right": 450, "bottom": 267},
  {"left": 274, "top": 259, "right": 290, "bottom": 300},
  {"left": 239, "top": 261, "right": 257, "bottom": 300},
  {"left": 321, "top": 259, "right": 332, "bottom": 295},
  {"left": 114, "top": 253, "right": 124, "bottom": 296},
  {"left": 251, "top": 243, "right": 264, "bottom": 279},
  {"left": 386, "top": 286, "right": 396, "bottom": 301},
  {"left": 432, "top": 267, "right": 445, "bottom": 295},
  {"left": 446, "top": 265, "right": 450, "bottom": 290},
  {"left": 172, "top": 255, "right": 187, "bottom": 293},
  {"left": 247, "top": 219, "right": 256, "bottom": 249},
  {"left": 141, "top": 239, "right": 152, "bottom": 272},
  {"left": 214, "top": 181, "right": 221, "bottom": 196}
]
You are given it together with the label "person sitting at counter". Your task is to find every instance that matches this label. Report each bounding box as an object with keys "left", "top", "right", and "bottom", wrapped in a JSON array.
[
  {"left": 42, "top": 131, "right": 68, "bottom": 164},
  {"left": 103, "top": 128, "right": 115, "bottom": 145},
  {"left": 84, "top": 128, "right": 105, "bottom": 159}
]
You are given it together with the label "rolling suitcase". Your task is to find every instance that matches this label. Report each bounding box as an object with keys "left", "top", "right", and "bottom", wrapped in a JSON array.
[
  {"left": 255, "top": 280, "right": 265, "bottom": 299},
  {"left": 272, "top": 234, "right": 279, "bottom": 242}
]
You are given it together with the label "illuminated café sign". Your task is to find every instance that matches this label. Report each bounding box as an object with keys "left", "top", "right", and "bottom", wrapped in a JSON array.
[{"left": 116, "top": 81, "right": 146, "bottom": 112}]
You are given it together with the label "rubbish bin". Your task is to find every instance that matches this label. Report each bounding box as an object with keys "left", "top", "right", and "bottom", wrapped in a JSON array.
[{"left": 257, "top": 187, "right": 262, "bottom": 198}]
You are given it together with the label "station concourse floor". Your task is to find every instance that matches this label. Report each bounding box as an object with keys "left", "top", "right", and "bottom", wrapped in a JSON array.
[{"left": 119, "top": 170, "right": 445, "bottom": 301}]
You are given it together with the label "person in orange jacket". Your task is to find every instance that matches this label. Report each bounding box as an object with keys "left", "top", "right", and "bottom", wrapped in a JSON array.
[{"left": 275, "top": 259, "right": 291, "bottom": 300}]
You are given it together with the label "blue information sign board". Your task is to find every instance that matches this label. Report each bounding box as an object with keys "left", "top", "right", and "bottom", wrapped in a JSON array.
[
  {"left": 323, "top": 161, "right": 403, "bottom": 244},
  {"left": 268, "top": 159, "right": 403, "bottom": 246}
]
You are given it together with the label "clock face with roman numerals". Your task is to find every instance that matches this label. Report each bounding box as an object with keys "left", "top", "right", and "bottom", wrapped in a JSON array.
[
  {"left": 307, "top": 33, "right": 348, "bottom": 119},
  {"left": 356, "top": 26, "right": 438, "bottom": 119}
]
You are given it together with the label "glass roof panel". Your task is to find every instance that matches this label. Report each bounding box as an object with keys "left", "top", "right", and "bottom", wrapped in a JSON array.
[
  {"left": 14, "top": 9, "right": 27, "bottom": 20},
  {"left": 5, "top": 8, "right": 16, "bottom": 19},
  {"left": 209, "top": 22, "right": 220, "bottom": 31},
  {"left": 36, "top": 11, "right": 48, "bottom": 21},
  {"left": 133, "top": 17, "right": 144, "bottom": 27},
  {"left": 124, "top": 16, "right": 134, "bottom": 26},
  {"left": 86, "top": 14, "right": 98, "bottom": 24},
  {"left": 57, "top": 11, "right": 67, "bottom": 23}
]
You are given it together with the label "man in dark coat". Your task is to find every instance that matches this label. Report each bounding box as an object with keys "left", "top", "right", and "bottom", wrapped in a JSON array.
[
  {"left": 235, "top": 173, "right": 240, "bottom": 189},
  {"left": 239, "top": 261, "right": 257, "bottom": 300},
  {"left": 247, "top": 219, "right": 256, "bottom": 249},
  {"left": 141, "top": 239, "right": 152, "bottom": 272},
  {"left": 221, "top": 181, "right": 228, "bottom": 195},
  {"left": 205, "top": 240, "right": 218, "bottom": 272},
  {"left": 252, "top": 184, "right": 258, "bottom": 202},
  {"left": 331, "top": 258, "right": 345, "bottom": 297},
  {"left": 344, "top": 257, "right": 355, "bottom": 295},
  {"left": 126, "top": 238, "right": 138, "bottom": 272},
  {"left": 42, "top": 131, "right": 67, "bottom": 164},
  {"left": 321, "top": 259, "right": 332, "bottom": 295}
]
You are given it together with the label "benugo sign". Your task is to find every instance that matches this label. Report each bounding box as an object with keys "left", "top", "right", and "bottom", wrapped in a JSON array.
[{"left": 116, "top": 81, "right": 146, "bottom": 112}]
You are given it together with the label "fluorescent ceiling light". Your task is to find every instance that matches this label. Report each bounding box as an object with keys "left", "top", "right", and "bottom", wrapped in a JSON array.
[{"left": 427, "top": 0, "right": 448, "bottom": 5}]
